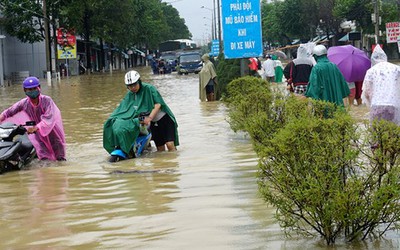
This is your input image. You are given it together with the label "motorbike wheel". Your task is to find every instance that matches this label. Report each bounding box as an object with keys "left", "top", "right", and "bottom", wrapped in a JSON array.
[{"left": 109, "top": 155, "right": 122, "bottom": 163}]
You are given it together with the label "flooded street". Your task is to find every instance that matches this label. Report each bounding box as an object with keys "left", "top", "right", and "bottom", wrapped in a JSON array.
[{"left": 0, "top": 68, "right": 399, "bottom": 249}]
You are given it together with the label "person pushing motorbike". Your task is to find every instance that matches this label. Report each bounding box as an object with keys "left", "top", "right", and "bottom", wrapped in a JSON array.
[
  {"left": 0, "top": 76, "right": 66, "bottom": 161},
  {"left": 103, "top": 70, "right": 179, "bottom": 157}
]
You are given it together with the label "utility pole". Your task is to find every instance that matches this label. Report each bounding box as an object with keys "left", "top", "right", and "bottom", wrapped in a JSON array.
[
  {"left": 0, "top": 35, "right": 5, "bottom": 87},
  {"left": 217, "top": 0, "right": 222, "bottom": 52},
  {"left": 398, "top": 0, "right": 400, "bottom": 19},
  {"left": 43, "top": 0, "right": 52, "bottom": 83},
  {"left": 373, "top": 0, "right": 380, "bottom": 44},
  {"left": 213, "top": 0, "right": 217, "bottom": 41}
]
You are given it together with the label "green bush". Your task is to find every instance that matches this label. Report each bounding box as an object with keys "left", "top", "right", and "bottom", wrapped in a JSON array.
[
  {"left": 226, "top": 78, "right": 400, "bottom": 245},
  {"left": 225, "top": 76, "right": 282, "bottom": 134},
  {"left": 215, "top": 54, "right": 241, "bottom": 100}
]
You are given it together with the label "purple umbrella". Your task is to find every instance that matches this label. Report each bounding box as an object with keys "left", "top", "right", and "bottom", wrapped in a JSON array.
[{"left": 327, "top": 45, "right": 371, "bottom": 82}]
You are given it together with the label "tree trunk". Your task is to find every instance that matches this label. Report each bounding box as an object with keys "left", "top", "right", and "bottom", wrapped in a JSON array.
[
  {"left": 51, "top": 17, "right": 58, "bottom": 74},
  {"left": 84, "top": 8, "right": 91, "bottom": 72},
  {"left": 100, "top": 38, "right": 105, "bottom": 71}
]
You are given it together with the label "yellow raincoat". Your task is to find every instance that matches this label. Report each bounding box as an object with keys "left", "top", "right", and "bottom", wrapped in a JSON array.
[{"left": 199, "top": 54, "right": 217, "bottom": 102}]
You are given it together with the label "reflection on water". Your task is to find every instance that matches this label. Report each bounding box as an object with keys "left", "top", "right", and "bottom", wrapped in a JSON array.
[{"left": 0, "top": 68, "right": 399, "bottom": 249}]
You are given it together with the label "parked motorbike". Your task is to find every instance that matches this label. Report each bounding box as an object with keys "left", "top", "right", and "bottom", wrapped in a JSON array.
[
  {"left": 109, "top": 112, "right": 152, "bottom": 163},
  {"left": 0, "top": 121, "right": 37, "bottom": 174}
]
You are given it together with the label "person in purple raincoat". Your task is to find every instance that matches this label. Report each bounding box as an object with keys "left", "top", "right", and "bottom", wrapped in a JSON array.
[{"left": 0, "top": 77, "right": 66, "bottom": 161}]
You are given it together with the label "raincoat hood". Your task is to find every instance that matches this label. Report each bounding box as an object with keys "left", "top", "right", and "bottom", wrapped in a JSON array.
[
  {"left": 297, "top": 45, "right": 308, "bottom": 59},
  {"left": 371, "top": 45, "right": 387, "bottom": 66},
  {"left": 314, "top": 54, "right": 328, "bottom": 62},
  {"left": 293, "top": 44, "right": 314, "bottom": 66},
  {"left": 201, "top": 54, "right": 210, "bottom": 62}
]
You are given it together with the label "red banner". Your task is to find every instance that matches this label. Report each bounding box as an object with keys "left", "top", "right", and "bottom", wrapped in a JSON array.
[
  {"left": 57, "top": 28, "right": 77, "bottom": 59},
  {"left": 386, "top": 22, "right": 400, "bottom": 44},
  {"left": 57, "top": 28, "right": 76, "bottom": 48}
]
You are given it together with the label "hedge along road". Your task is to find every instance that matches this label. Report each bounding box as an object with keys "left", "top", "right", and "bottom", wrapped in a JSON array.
[{"left": 0, "top": 68, "right": 398, "bottom": 249}]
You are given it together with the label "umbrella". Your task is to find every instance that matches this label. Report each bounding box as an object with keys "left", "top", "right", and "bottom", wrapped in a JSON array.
[
  {"left": 327, "top": 45, "right": 371, "bottom": 82},
  {"left": 270, "top": 50, "right": 287, "bottom": 59}
]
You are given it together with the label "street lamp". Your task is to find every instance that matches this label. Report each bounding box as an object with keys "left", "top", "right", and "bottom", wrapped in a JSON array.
[
  {"left": 203, "top": 16, "right": 214, "bottom": 40},
  {"left": 201, "top": 6, "right": 217, "bottom": 41},
  {"left": 0, "top": 35, "right": 5, "bottom": 87}
]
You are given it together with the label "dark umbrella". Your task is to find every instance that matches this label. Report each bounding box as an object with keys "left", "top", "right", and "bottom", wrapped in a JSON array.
[{"left": 327, "top": 45, "right": 371, "bottom": 82}]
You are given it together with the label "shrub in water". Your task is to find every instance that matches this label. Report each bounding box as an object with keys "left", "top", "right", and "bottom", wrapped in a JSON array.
[{"left": 226, "top": 78, "right": 400, "bottom": 245}]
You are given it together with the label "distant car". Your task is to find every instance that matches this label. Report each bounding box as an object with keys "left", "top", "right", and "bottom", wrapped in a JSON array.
[
  {"left": 160, "top": 51, "right": 178, "bottom": 71},
  {"left": 177, "top": 52, "right": 202, "bottom": 75}
]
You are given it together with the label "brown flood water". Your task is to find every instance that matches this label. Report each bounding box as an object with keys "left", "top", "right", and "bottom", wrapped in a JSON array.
[{"left": 0, "top": 68, "right": 399, "bottom": 249}]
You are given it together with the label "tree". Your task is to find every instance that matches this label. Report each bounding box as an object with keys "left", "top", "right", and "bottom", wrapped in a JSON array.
[
  {"left": 278, "top": 0, "right": 319, "bottom": 42},
  {"left": 261, "top": 1, "right": 288, "bottom": 46},
  {"left": 0, "top": 0, "right": 68, "bottom": 72},
  {"left": 0, "top": 0, "right": 45, "bottom": 43},
  {"left": 90, "top": 0, "right": 137, "bottom": 69},
  {"left": 60, "top": 0, "right": 139, "bottom": 70},
  {"left": 160, "top": 3, "right": 192, "bottom": 40},
  {"left": 133, "top": 0, "right": 169, "bottom": 49},
  {"left": 334, "top": 0, "right": 373, "bottom": 33},
  {"left": 0, "top": 0, "right": 191, "bottom": 71}
]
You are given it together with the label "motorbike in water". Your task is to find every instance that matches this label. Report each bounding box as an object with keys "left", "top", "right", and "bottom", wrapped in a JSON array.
[
  {"left": 0, "top": 121, "right": 37, "bottom": 174},
  {"left": 109, "top": 112, "right": 152, "bottom": 163}
]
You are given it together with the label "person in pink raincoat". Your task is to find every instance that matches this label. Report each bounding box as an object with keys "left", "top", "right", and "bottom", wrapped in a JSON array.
[{"left": 0, "top": 77, "right": 66, "bottom": 161}]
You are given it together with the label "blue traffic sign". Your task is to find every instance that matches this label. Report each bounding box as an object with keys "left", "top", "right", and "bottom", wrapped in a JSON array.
[
  {"left": 211, "top": 40, "right": 220, "bottom": 56},
  {"left": 222, "top": 0, "right": 263, "bottom": 59}
]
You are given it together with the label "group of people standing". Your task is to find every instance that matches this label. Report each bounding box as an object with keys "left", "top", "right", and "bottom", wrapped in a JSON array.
[
  {"left": 282, "top": 43, "right": 400, "bottom": 126},
  {"left": 258, "top": 55, "right": 284, "bottom": 83}
]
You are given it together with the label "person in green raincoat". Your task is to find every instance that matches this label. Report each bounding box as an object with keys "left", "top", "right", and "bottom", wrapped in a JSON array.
[
  {"left": 103, "top": 70, "right": 179, "bottom": 156},
  {"left": 305, "top": 45, "right": 350, "bottom": 106},
  {"left": 272, "top": 55, "right": 284, "bottom": 83}
]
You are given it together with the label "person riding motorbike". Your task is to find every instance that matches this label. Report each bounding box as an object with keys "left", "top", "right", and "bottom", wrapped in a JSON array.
[
  {"left": 0, "top": 76, "right": 66, "bottom": 161},
  {"left": 103, "top": 70, "right": 179, "bottom": 156}
]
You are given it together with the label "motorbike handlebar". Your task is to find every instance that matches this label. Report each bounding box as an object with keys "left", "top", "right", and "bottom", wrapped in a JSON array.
[{"left": 24, "top": 121, "right": 36, "bottom": 126}]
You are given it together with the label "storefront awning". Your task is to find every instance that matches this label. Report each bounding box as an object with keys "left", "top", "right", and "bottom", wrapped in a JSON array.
[
  {"left": 121, "top": 52, "right": 129, "bottom": 59},
  {"left": 338, "top": 34, "right": 349, "bottom": 42},
  {"left": 134, "top": 49, "right": 146, "bottom": 57}
]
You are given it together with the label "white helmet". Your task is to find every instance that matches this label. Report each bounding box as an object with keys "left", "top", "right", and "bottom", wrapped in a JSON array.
[
  {"left": 124, "top": 70, "right": 140, "bottom": 85},
  {"left": 313, "top": 45, "right": 327, "bottom": 56}
]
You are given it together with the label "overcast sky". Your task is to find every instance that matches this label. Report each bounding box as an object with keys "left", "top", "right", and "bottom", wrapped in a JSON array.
[{"left": 162, "top": 0, "right": 217, "bottom": 45}]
